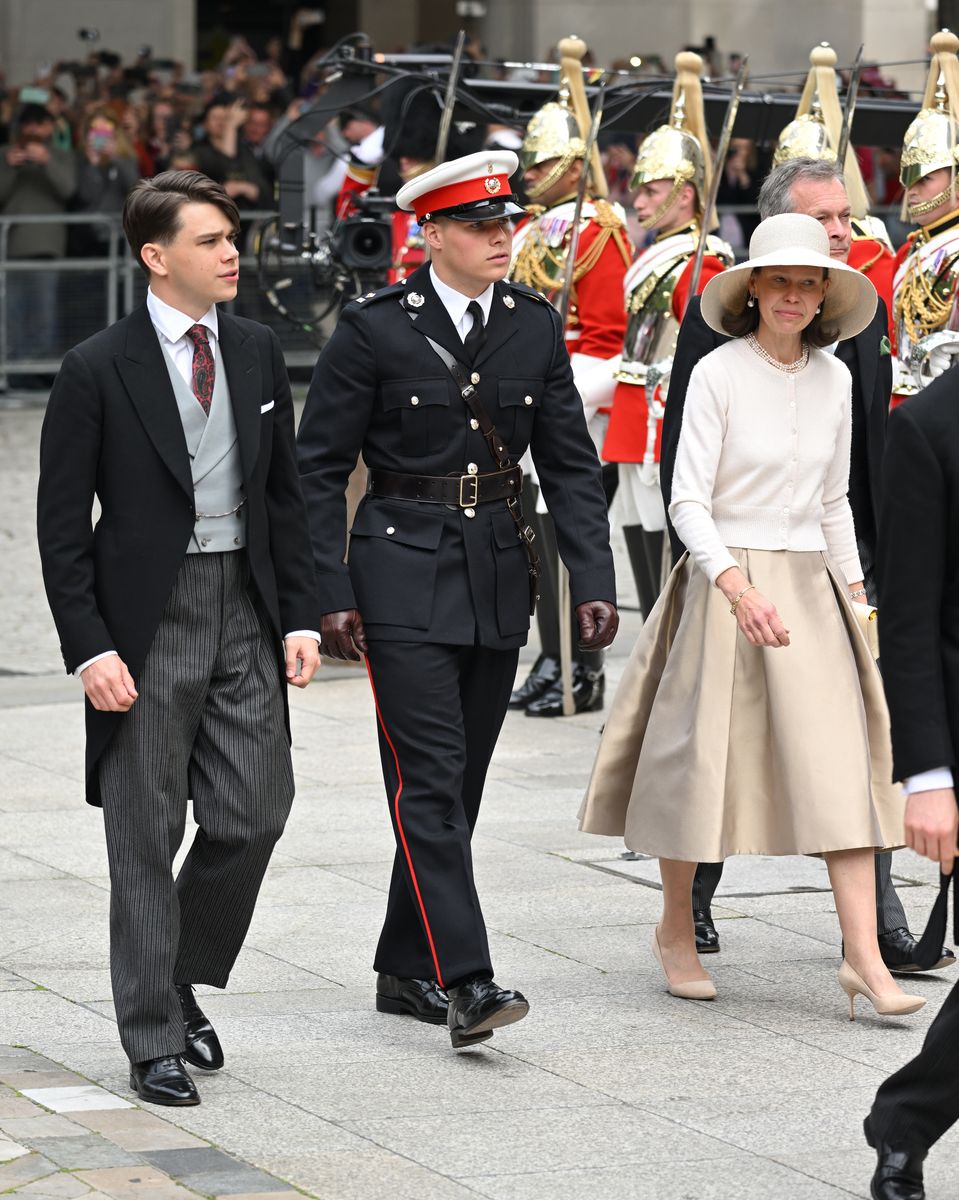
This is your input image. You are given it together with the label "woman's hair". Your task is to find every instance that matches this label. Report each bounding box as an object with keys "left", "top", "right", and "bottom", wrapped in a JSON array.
[
  {"left": 81, "top": 106, "right": 135, "bottom": 159},
  {"left": 721, "top": 266, "right": 840, "bottom": 347},
  {"left": 122, "top": 169, "right": 240, "bottom": 275}
]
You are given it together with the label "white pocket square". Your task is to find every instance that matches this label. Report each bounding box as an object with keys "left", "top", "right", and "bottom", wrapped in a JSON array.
[{"left": 260, "top": 400, "right": 275, "bottom": 414}]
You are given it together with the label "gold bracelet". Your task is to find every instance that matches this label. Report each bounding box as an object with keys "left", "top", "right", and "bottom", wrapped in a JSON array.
[{"left": 729, "top": 584, "right": 756, "bottom": 615}]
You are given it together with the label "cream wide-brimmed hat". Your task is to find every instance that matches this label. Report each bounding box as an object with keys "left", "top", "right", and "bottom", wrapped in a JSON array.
[{"left": 699, "top": 212, "right": 877, "bottom": 342}]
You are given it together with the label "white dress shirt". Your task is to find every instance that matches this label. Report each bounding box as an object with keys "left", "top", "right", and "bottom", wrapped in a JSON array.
[
  {"left": 77, "top": 291, "right": 318, "bottom": 677},
  {"left": 429, "top": 266, "right": 494, "bottom": 340}
]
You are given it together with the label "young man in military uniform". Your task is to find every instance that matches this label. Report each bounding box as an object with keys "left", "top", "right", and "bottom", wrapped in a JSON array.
[
  {"left": 892, "top": 30, "right": 959, "bottom": 404},
  {"left": 508, "top": 50, "right": 632, "bottom": 718},
  {"left": 600, "top": 51, "right": 733, "bottom": 619},
  {"left": 297, "top": 151, "right": 618, "bottom": 1050}
]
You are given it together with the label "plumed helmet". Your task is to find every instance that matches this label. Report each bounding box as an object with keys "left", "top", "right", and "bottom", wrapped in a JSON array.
[
  {"left": 900, "top": 30, "right": 959, "bottom": 188},
  {"left": 519, "top": 87, "right": 586, "bottom": 173},
  {"left": 630, "top": 52, "right": 709, "bottom": 217}
]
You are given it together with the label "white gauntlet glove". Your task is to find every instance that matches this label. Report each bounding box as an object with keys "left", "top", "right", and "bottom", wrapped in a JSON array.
[{"left": 912, "top": 332, "right": 959, "bottom": 387}]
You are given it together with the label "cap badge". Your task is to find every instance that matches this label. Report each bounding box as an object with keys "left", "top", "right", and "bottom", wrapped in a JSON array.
[
  {"left": 407, "top": 292, "right": 425, "bottom": 308},
  {"left": 503, "top": 294, "right": 516, "bottom": 309},
  {"left": 484, "top": 176, "right": 502, "bottom": 194}
]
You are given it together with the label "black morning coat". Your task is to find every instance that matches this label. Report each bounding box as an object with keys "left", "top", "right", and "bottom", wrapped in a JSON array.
[
  {"left": 877, "top": 368, "right": 959, "bottom": 786},
  {"left": 36, "top": 305, "right": 319, "bottom": 806},
  {"left": 296, "top": 262, "right": 616, "bottom": 648},
  {"left": 659, "top": 294, "right": 892, "bottom": 563}
]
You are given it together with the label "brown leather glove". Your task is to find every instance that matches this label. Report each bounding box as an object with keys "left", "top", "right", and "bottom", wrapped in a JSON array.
[
  {"left": 576, "top": 601, "right": 619, "bottom": 650},
  {"left": 320, "top": 609, "right": 368, "bottom": 661}
]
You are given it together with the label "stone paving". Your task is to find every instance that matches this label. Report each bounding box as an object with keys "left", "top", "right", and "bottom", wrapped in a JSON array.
[{"left": 2, "top": 398, "right": 959, "bottom": 1199}]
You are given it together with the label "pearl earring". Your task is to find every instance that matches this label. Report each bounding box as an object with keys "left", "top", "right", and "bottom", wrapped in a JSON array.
[
  {"left": 816, "top": 305, "right": 822, "bottom": 314},
  {"left": 746, "top": 295, "right": 756, "bottom": 308}
]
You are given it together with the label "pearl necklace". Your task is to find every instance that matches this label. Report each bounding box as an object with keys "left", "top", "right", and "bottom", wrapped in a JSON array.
[{"left": 745, "top": 332, "right": 809, "bottom": 374}]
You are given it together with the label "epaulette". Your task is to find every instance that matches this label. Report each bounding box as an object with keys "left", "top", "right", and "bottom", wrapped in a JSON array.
[
  {"left": 350, "top": 280, "right": 407, "bottom": 309},
  {"left": 506, "top": 280, "right": 553, "bottom": 306}
]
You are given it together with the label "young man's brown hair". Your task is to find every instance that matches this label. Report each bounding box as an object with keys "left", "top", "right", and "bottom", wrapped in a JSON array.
[{"left": 122, "top": 170, "right": 240, "bottom": 275}]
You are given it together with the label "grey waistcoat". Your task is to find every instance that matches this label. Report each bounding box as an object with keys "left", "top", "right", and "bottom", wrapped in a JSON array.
[{"left": 160, "top": 348, "right": 247, "bottom": 553}]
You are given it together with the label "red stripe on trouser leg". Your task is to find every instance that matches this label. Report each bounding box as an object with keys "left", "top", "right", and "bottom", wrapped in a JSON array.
[{"left": 364, "top": 657, "right": 445, "bottom": 989}]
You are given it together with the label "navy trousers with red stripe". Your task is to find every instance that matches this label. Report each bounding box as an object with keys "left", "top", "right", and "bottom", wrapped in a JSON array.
[{"left": 365, "top": 640, "right": 520, "bottom": 986}]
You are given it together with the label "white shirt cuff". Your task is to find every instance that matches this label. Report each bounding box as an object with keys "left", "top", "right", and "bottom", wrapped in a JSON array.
[
  {"left": 284, "top": 630, "right": 321, "bottom": 643},
  {"left": 904, "top": 767, "right": 955, "bottom": 795},
  {"left": 74, "top": 650, "right": 119, "bottom": 677}
]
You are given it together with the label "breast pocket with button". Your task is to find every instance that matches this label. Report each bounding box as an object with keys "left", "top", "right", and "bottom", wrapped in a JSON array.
[
  {"left": 347, "top": 500, "right": 445, "bottom": 628},
  {"left": 381, "top": 378, "right": 450, "bottom": 458},
  {"left": 497, "top": 379, "right": 543, "bottom": 450}
]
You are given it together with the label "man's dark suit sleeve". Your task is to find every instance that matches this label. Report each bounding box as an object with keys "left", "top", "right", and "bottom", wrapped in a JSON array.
[
  {"left": 529, "top": 305, "right": 616, "bottom": 607},
  {"left": 296, "top": 304, "right": 377, "bottom": 614},
  {"left": 263, "top": 326, "right": 322, "bottom": 634},
  {"left": 37, "top": 347, "right": 114, "bottom": 672},
  {"left": 877, "top": 403, "right": 955, "bottom": 781},
  {"left": 659, "top": 295, "right": 724, "bottom": 559}
]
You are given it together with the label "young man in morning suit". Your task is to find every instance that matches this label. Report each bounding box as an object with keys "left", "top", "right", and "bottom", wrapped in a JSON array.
[
  {"left": 297, "top": 151, "right": 618, "bottom": 1049},
  {"left": 659, "top": 156, "right": 955, "bottom": 976},
  {"left": 37, "top": 171, "right": 320, "bottom": 1106}
]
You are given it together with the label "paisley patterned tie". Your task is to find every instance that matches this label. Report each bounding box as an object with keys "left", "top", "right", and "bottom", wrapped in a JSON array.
[{"left": 185, "top": 324, "right": 214, "bottom": 416}]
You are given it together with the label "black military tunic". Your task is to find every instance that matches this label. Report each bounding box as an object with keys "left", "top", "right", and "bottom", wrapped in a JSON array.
[{"left": 297, "top": 261, "right": 615, "bottom": 986}]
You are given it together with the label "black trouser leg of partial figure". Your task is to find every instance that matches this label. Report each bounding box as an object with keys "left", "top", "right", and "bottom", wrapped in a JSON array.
[
  {"left": 692, "top": 861, "right": 724, "bottom": 912},
  {"left": 868, "top": 976, "right": 959, "bottom": 1152},
  {"left": 622, "top": 524, "right": 665, "bottom": 619},
  {"left": 874, "top": 851, "right": 909, "bottom": 936},
  {"left": 99, "top": 553, "right": 294, "bottom": 1064},
  {"left": 367, "top": 641, "right": 519, "bottom": 987}
]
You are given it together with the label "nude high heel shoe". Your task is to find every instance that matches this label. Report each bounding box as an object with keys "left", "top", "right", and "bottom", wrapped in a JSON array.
[
  {"left": 652, "top": 928, "right": 717, "bottom": 1001},
  {"left": 838, "top": 960, "right": 926, "bottom": 1021}
]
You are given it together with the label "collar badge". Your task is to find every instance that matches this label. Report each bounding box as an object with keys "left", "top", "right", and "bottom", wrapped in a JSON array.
[
  {"left": 407, "top": 292, "right": 425, "bottom": 308},
  {"left": 503, "top": 294, "right": 516, "bottom": 309}
]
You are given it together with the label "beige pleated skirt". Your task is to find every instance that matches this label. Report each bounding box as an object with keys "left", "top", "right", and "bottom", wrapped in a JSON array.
[{"left": 579, "top": 549, "right": 904, "bottom": 860}]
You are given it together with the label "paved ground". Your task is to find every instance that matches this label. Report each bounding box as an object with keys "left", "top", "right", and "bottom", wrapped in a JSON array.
[{"left": 2, "top": 396, "right": 958, "bottom": 1199}]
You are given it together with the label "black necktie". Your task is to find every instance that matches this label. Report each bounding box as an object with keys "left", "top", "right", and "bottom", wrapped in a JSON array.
[{"left": 463, "top": 300, "right": 486, "bottom": 363}]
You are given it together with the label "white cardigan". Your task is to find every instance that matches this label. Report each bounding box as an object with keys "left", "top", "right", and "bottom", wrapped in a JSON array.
[{"left": 669, "top": 337, "right": 864, "bottom": 585}]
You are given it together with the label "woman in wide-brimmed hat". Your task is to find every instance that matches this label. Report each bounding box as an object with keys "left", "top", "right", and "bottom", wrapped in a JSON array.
[{"left": 579, "top": 213, "right": 922, "bottom": 1019}]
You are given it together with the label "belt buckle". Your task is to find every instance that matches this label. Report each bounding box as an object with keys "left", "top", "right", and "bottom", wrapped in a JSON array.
[{"left": 459, "top": 474, "right": 479, "bottom": 508}]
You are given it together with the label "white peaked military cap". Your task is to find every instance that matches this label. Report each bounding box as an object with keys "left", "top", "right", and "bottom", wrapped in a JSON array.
[{"left": 395, "top": 151, "right": 525, "bottom": 222}]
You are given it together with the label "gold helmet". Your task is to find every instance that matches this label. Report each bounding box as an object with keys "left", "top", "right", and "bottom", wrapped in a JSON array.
[
  {"left": 900, "top": 29, "right": 959, "bottom": 204},
  {"left": 630, "top": 51, "right": 711, "bottom": 228},
  {"left": 771, "top": 43, "right": 871, "bottom": 219},
  {"left": 519, "top": 85, "right": 586, "bottom": 179}
]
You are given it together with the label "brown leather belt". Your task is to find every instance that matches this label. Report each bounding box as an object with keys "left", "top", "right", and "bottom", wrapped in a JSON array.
[{"left": 366, "top": 466, "right": 523, "bottom": 508}]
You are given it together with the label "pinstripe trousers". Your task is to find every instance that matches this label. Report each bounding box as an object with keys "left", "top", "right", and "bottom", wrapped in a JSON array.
[{"left": 98, "top": 552, "right": 294, "bottom": 1063}]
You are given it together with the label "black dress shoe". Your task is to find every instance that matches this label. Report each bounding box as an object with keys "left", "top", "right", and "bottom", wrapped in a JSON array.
[
  {"left": 129, "top": 1055, "right": 200, "bottom": 1106},
  {"left": 175, "top": 984, "right": 224, "bottom": 1071},
  {"left": 694, "top": 909, "right": 721, "bottom": 954},
  {"left": 525, "top": 665, "right": 604, "bottom": 718},
  {"left": 878, "top": 928, "right": 957, "bottom": 975},
  {"left": 509, "top": 655, "right": 560, "bottom": 709},
  {"left": 865, "top": 1122, "right": 926, "bottom": 1200},
  {"left": 375, "top": 974, "right": 449, "bottom": 1025},
  {"left": 446, "top": 978, "right": 529, "bottom": 1049}
]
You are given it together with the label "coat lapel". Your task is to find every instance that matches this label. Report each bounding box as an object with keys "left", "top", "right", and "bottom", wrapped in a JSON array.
[
  {"left": 217, "top": 313, "right": 261, "bottom": 482},
  {"left": 473, "top": 280, "right": 519, "bottom": 367},
  {"left": 115, "top": 306, "right": 193, "bottom": 500},
  {"left": 400, "top": 265, "right": 466, "bottom": 361}
]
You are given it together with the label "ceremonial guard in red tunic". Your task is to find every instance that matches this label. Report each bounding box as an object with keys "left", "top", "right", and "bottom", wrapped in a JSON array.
[
  {"left": 509, "top": 37, "right": 632, "bottom": 717},
  {"left": 892, "top": 30, "right": 959, "bottom": 403},
  {"left": 601, "top": 52, "right": 733, "bottom": 620}
]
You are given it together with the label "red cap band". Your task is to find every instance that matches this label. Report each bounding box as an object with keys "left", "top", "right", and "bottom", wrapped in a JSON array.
[{"left": 414, "top": 174, "right": 511, "bottom": 220}]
